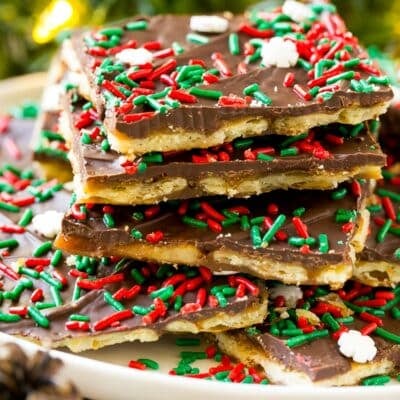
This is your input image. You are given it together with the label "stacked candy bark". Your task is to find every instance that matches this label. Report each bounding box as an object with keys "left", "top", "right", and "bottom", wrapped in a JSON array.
[{"left": 1, "top": 0, "right": 400, "bottom": 387}]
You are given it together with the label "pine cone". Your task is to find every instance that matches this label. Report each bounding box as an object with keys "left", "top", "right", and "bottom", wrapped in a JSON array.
[{"left": 0, "top": 343, "right": 81, "bottom": 400}]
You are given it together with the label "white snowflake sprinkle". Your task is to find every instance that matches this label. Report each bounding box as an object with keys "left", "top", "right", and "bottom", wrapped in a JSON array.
[
  {"left": 261, "top": 37, "right": 299, "bottom": 68},
  {"left": 115, "top": 48, "right": 153, "bottom": 65},
  {"left": 338, "top": 330, "right": 377, "bottom": 363},
  {"left": 190, "top": 15, "right": 229, "bottom": 33},
  {"left": 282, "top": 0, "right": 315, "bottom": 23},
  {"left": 31, "top": 210, "right": 64, "bottom": 239}
]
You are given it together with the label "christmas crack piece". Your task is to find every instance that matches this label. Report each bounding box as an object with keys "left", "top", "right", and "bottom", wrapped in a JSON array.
[
  {"left": 215, "top": 281, "right": 400, "bottom": 386},
  {"left": 0, "top": 211, "right": 267, "bottom": 352},
  {"left": 63, "top": 93, "right": 385, "bottom": 205},
  {"left": 61, "top": 3, "right": 393, "bottom": 157},
  {"left": 55, "top": 180, "right": 371, "bottom": 288},
  {"left": 355, "top": 168, "right": 400, "bottom": 286}
]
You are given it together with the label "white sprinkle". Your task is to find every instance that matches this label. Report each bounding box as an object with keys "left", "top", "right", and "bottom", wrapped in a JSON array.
[
  {"left": 282, "top": 0, "right": 315, "bottom": 23},
  {"left": 338, "top": 330, "right": 377, "bottom": 363},
  {"left": 66, "top": 255, "right": 77, "bottom": 267},
  {"left": 269, "top": 285, "right": 303, "bottom": 308},
  {"left": 261, "top": 37, "right": 299, "bottom": 68},
  {"left": 115, "top": 48, "right": 153, "bottom": 66},
  {"left": 41, "top": 84, "right": 63, "bottom": 111},
  {"left": 31, "top": 210, "right": 64, "bottom": 239},
  {"left": 190, "top": 15, "right": 229, "bottom": 33}
]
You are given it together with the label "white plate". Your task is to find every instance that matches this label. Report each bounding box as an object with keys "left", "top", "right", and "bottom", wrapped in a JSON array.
[{"left": 0, "top": 74, "right": 399, "bottom": 400}]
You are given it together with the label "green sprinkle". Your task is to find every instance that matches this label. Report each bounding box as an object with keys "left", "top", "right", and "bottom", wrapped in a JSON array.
[
  {"left": 143, "top": 152, "right": 163, "bottom": 164},
  {"left": 233, "top": 138, "right": 253, "bottom": 149},
  {"left": 349, "top": 123, "right": 364, "bottom": 138},
  {"left": 172, "top": 41, "right": 184, "bottom": 55},
  {"left": 81, "top": 132, "right": 92, "bottom": 145},
  {"left": 189, "top": 87, "right": 222, "bottom": 100},
  {"left": 318, "top": 233, "right": 329, "bottom": 253},
  {"left": 150, "top": 285, "right": 174, "bottom": 301},
  {"left": 0, "top": 313, "right": 21, "bottom": 323},
  {"left": 132, "top": 305, "right": 152, "bottom": 315},
  {"left": 50, "top": 287, "right": 63, "bottom": 307},
  {"left": 19, "top": 267, "right": 39, "bottom": 279},
  {"left": 293, "top": 207, "right": 306, "bottom": 217},
  {"left": 243, "top": 83, "right": 259, "bottom": 95},
  {"left": 336, "top": 316, "right": 354, "bottom": 324},
  {"left": 280, "top": 147, "right": 298, "bottom": 157},
  {"left": 28, "top": 306, "right": 50, "bottom": 328},
  {"left": 261, "top": 214, "right": 286, "bottom": 246},
  {"left": 99, "top": 27, "right": 123, "bottom": 37},
  {"left": 335, "top": 208, "right": 356, "bottom": 223},
  {"left": 51, "top": 250, "right": 63, "bottom": 267},
  {"left": 257, "top": 153, "right": 274, "bottom": 161},
  {"left": 252, "top": 90, "right": 272, "bottom": 105},
  {"left": 182, "top": 216, "right": 207, "bottom": 228},
  {"left": 375, "top": 327, "right": 400, "bottom": 344},
  {"left": 279, "top": 133, "right": 308, "bottom": 149},
  {"left": 72, "top": 281, "right": 81, "bottom": 302},
  {"left": 228, "top": 33, "right": 240, "bottom": 55},
  {"left": 391, "top": 307, "right": 400, "bottom": 320},
  {"left": 215, "top": 292, "right": 228, "bottom": 308},
  {"left": 241, "top": 215, "right": 250, "bottom": 231},
  {"left": 101, "top": 139, "right": 110, "bottom": 152},
  {"left": 376, "top": 219, "right": 392, "bottom": 243},
  {"left": 174, "top": 295, "right": 183, "bottom": 311},
  {"left": 0, "top": 201, "right": 20, "bottom": 213},
  {"left": 33, "top": 241, "right": 52, "bottom": 257},
  {"left": 288, "top": 237, "right": 306, "bottom": 247},
  {"left": 297, "top": 58, "right": 312, "bottom": 71},
  {"left": 0, "top": 238, "right": 19, "bottom": 249},
  {"left": 367, "top": 76, "right": 390, "bottom": 85},
  {"left": 70, "top": 314, "right": 90, "bottom": 322},
  {"left": 321, "top": 313, "right": 340, "bottom": 331},
  {"left": 186, "top": 33, "right": 209, "bottom": 45},
  {"left": 103, "top": 213, "right": 115, "bottom": 228},
  {"left": 394, "top": 248, "right": 400, "bottom": 259},
  {"left": 131, "top": 268, "right": 145, "bottom": 284},
  {"left": 286, "top": 329, "right": 329, "bottom": 348},
  {"left": 331, "top": 187, "right": 348, "bottom": 200},
  {"left": 137, "top": 358, "right": 159, "bottom": 370},
  {"left": 361, "top": 375, "right": 391, "bottom": 386},
  {"left": 40, "top": 271, "right": 63, "bottom": 289},
  {"left": 132, "top": 212, "right": 144, "bottom": 221},
  {"left": 125, "top": 20, "right": 148, "bottom": 31},
  {"left": 104, "top": 291, "right": 125, "bottom": 311},
  {"left": 175, "top": 338, "right": 201, "bottom": 346},
  {"left": 250, "top": 225, "right": 262, "bottom": 247},
  {"left": 131, "top": 228, "right": 143, "bottom": 239},
  {"left": 367, "top": 204, "right": 383, "bottom": 214}
]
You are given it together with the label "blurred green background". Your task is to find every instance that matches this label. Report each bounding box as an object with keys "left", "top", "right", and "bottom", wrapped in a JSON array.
[{"left": 0, "top": 0, "right": 399, "bottom": 80}]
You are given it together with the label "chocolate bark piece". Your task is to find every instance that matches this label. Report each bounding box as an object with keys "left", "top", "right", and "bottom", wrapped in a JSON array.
[
  {"left": 55, "top": 180, "right": 371, "bottom": 288},
  {"left": 61, "top": 7, "right": 392, "bottom": 157},
  {"left": 63, "top": 94, "right": 385, "bottom": 205},
  {"left": 355, "top": 168, "right": 400, "bottom": 286},
  {"left": 215, "top": 281, "right": 400, "bottom": 386},
  {"left": 0, "top": 209, "right": 267, "bottom": 352}
]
